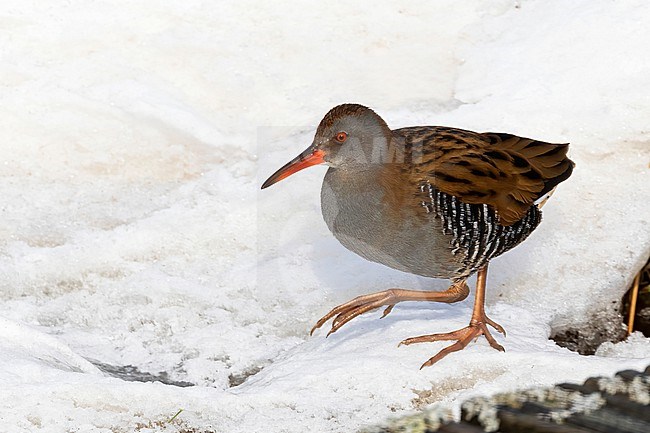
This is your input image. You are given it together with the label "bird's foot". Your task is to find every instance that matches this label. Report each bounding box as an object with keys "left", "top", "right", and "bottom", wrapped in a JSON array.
[
  {"left": 310, "top": 284, "right": 469, "bottom": 337},
  {"left": 399, "top": 315, "right": 506, "bottom": 369},
  {"left": 310, "top": 289, "right": 403, "bottom": 337}
]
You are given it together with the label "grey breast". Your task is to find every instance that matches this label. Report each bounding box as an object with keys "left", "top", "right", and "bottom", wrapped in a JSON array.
[{"left": 320, "top": 168, "right": 465, "bottom": 279}]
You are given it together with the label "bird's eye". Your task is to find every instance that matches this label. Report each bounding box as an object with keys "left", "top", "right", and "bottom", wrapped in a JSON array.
[{"left": 334, "top": 132, "right": 348, "bottom": 143}]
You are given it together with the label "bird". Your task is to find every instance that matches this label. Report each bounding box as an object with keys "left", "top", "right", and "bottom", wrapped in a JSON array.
[{"left": 261, "top": 104, "right": 574, "bottom": 368}]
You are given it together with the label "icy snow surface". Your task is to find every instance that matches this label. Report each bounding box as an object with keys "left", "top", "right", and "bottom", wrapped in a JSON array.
[{"left": 1, "top": 1, "right": 649, "bottom": 432}]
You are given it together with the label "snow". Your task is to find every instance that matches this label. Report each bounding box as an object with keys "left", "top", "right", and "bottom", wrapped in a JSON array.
[
  {"left": 596, "top": 332, "right": 650, "bottom": 359},
  {"left": 1, "top": 0, "right": 649, "bottom": 432}
]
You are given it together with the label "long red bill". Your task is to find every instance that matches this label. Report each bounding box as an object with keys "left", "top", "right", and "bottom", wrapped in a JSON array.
[{"left": 261, "top": 148, "right": 325, "bottom": 189}]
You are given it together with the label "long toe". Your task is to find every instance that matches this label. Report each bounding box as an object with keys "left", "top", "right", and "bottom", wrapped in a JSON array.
[
  {"left": 484, "top": 315, "right": 506, "bottom": 336},
  {"left": 311, "top": 290, "right": 397, "bottom": 336},
  {"left": 399, "top": 327, "right": 471, "bottom": 346}
]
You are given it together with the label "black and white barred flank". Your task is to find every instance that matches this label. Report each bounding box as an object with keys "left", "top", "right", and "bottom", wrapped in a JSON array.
[{"left": 420, "top": 181, "right": 542, "bottom": 278}]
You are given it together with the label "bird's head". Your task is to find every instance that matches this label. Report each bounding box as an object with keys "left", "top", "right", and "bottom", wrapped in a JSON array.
[{"left": 261, "top": 104, "right": 394, "bottom": 189}]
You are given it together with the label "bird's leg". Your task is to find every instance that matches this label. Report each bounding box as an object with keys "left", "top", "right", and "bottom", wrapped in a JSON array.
[
  {"left": 399, "top": 264, "right": 505, "bottom": 368},
  {"left": 310, "top": 280, "right": 469, "bottom": 337}
]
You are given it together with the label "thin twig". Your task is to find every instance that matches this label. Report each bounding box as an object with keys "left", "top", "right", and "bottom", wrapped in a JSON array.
[
  {"left": 627, "top": 271, "right": 641, "bottom": 336},
  {"left": 168, "top": 408, "right": 183, "bottom": 424}
]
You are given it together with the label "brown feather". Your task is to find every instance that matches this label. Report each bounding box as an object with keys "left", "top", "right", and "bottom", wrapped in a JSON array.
[{"left": 393, "top": 127, "right": 574, "bottom": 225}]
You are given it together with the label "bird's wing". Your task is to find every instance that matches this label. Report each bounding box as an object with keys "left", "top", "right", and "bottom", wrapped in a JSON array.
[{"left": 395, "top": 127, "right": 575, "bottom": 225}]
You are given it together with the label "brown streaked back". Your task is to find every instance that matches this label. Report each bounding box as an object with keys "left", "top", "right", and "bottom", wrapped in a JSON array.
[{"left": 393, "top": 126, "right": 574, "bottom": 225}]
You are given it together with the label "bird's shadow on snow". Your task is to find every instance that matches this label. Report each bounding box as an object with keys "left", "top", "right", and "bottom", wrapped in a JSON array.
[{"left": 309, "top": 236, "right": 452, "bottom": 294}]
